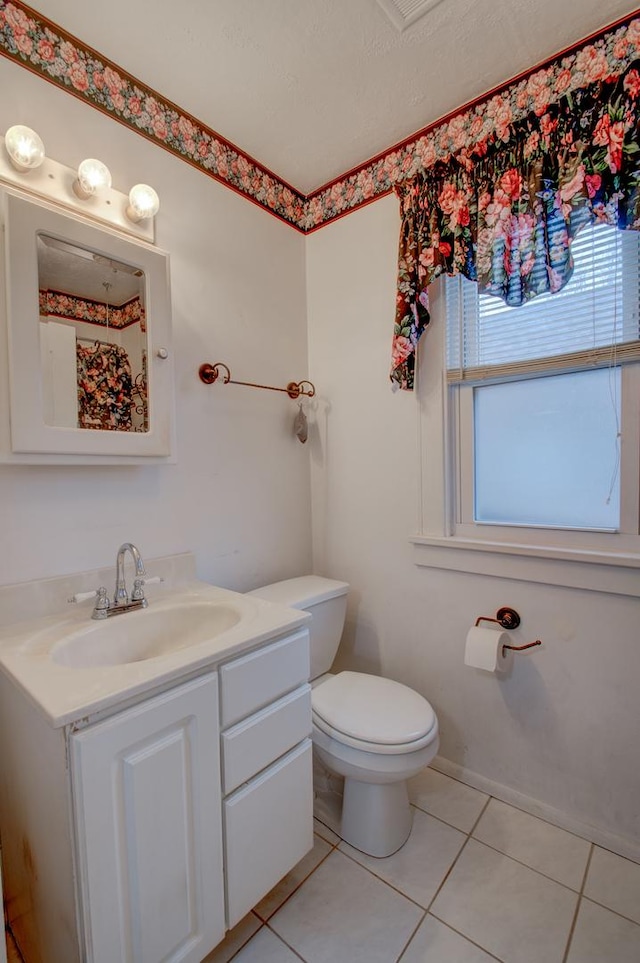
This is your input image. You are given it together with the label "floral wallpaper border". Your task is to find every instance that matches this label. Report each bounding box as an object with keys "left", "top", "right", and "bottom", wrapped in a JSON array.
[
  {"left": 1, "top": 1, "right": 639, "bottom": 233},
  {"left": 0, "top": 1, "right": 308, "bottom": 229},
  {"left": 304, "top": 12, "right": 640, "bottom": 231},
  {"left": 39, "top": 288, "right": 145, "bottom": 330}
]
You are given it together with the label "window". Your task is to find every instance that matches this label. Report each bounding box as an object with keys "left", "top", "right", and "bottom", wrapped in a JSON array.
[
  {"left": 414, "top": 223, "right": 640, "bottom": 584},
  {"left": 471, "top": 368, "right": 621, "bottom": 531}
]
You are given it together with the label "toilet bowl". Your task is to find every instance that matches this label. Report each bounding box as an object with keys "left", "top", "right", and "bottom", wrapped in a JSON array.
[
  {"left": 313, "top": 671, "right": 439, "bottom": 856},
  {"left": 248, "top": 576, "right": 439, "bottom": 857}
]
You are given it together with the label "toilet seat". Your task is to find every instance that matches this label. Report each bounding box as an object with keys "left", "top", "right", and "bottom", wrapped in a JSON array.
[{"left": 312, "top": 671, "right": 438, "bottom": 755}]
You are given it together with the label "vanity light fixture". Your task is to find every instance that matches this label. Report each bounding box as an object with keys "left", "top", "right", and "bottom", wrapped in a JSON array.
[
  {"left": 126, "top": 183, "right": 160, "bottom": 222},
  {"left": 0, "top": 129, "right": 155, "bottom": 241},
  {"left": 73, "top": 158, "right": 112, "bottom": 199},
  {"left": 4, "top": 125, "right": 45, "bottom": 172}
]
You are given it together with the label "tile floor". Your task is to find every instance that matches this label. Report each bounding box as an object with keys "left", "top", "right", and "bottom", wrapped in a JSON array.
[
  {"left": 5, "top": 766, "right": 640, "bottom": 962},
  {"left": 204, "top": 766, "right": 640, "bottom": 963}
]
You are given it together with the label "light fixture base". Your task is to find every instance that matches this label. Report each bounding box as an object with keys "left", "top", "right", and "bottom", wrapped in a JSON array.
[{"left": 72, "top": 180, "right": 93, "bottom": 200}]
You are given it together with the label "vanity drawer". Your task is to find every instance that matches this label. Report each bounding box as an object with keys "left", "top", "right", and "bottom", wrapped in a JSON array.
[
  {"left": 224, "top": 739, "right": 313, "bottom": 928},
  {"left": 220, "top": 629, "right": 310, "bottom": 727},
  {"left": 222, "top": 684, "right": 311, "bottom": 794}
]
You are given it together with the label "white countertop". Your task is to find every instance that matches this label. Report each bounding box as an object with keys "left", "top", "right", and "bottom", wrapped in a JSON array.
[{"left": 0, "top": 580, "right": 310, "bottom": 728}]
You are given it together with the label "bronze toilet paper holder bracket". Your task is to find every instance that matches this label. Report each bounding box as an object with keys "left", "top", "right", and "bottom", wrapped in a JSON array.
[{"left": 475, "top": 608, "right": 542, "bottom": 652}]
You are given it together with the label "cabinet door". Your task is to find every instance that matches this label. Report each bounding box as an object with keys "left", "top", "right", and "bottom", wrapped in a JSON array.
[
  {"left": 224, "top": 739, "right": 313, "bottom": 928},
  {"left": 71, "top": 674, "right": 224, "bottom": 963}
]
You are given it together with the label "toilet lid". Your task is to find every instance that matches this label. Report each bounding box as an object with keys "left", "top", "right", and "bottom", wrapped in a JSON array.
[{"left": 312, "top": 671, "right": 436, "bottom": 748}]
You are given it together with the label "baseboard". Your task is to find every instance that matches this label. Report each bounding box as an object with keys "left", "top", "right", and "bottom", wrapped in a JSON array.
[{"left": 431, "top": 755, "right": 640, "bottom": 865}]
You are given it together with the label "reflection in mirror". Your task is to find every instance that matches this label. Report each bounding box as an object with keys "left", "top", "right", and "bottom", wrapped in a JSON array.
[{"left": 36, "top": 233, "right": 149, "bottom": 432}]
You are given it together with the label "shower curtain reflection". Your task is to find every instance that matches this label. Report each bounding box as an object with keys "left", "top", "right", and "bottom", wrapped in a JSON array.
[{"left": 76, "top": 341, "right": 134, "bottom": 431}]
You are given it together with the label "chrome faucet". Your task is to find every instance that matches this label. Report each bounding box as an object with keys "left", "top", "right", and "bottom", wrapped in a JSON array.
[
  {"left": 115, "top": 542, "right": 146, "bottom": 604},
  {"left": 91, "top": 542, "right": 149, "bottom": 620}
]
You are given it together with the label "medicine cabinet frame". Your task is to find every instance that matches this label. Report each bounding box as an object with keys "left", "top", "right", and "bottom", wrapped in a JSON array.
[{"left": 0, "top": 188, "right": 175, "bottom": 463}]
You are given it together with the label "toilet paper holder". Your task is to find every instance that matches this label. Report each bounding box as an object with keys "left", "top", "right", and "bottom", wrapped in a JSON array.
[{"left": 475, "top": 608, "right": 542, "bottom": 652}]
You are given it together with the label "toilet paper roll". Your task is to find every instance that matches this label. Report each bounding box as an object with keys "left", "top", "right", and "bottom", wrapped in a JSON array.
[{"left": 464, "top": 626, "right": 513, "bottom": 673}]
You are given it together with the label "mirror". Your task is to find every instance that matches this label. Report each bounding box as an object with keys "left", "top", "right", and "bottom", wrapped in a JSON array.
[
  {"left": 37, "top": 235, "right": 149, "bottom": 433},
  {"left": 2, "top": 190, "right": 174, "bottom": 460}
]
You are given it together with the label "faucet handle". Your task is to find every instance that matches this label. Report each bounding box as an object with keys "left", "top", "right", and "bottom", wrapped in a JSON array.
[
  {"left": 68, "top": 586, "right": 109, "bottom": 605},
  {"left": 131, "top": 578, "right": 146, "bottom": 601},
  {"left": 89, "top": 586, "right": 111, "bottom": 620},
  {"left": 68, "top": 589, "right": 99, "bottom": 604},
  {"left": 94, "top": 586, "right": 110, "bottom": 610},
  {"left": 131, "top": 575, "right": 163, "bottom": 603}
]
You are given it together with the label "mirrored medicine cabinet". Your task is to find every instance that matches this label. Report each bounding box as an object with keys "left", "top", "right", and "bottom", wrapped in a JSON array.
[{"left": 0, "top": 189, "right": 174, "bottom": 463}]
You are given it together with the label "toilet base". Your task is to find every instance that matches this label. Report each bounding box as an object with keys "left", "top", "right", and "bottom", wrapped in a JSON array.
[
  {"left": 313, "top": 722, "right": 439, "bottom": 859},
  {"left": 341, "top": 777, "right": 413, "bottom": 858}
]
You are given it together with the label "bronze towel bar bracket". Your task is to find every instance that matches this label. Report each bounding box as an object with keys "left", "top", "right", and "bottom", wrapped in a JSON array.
[
  {"left": 199, "top": 362, "right": 315, "bottom": 400},
  {"left": 475, "top": 607, "right": 542, "bottom": 653}
]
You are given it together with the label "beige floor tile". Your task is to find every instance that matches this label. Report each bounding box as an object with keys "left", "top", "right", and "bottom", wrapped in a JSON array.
[
  {"left": 339, "top": 807, "right": 465, "bottom": 908},
  {"left": 400, "top": 914, "right": 498, "bottom": 962},
  {"left": 201, "top": 913, "right": 262, "bottom": 963},
  {"left": 409, "top": 768, "right": 488, "bottom": 833},
  {"left": 472, "top": 798, "right": 590, "bottom": 890},
  {"left": 584, "top": 846, "right": 640, "bottom": 925},
  {"left": 566, "top": 898, "right": 640, "bottom": 963},
  {"left": 269, "top": 849, "right": 423, "bottom": 963},
  {"left": 231, "top": 925, "right": 303, "bottom": 962},
  {"left": 431, "top": 839, "right": 577, "bottom": 963},
  {"left": 254, "top": 834, "right": 333, "bottom": 920},
  {"left": 313, "top": 817, "right": 340, "bottom": 846}
]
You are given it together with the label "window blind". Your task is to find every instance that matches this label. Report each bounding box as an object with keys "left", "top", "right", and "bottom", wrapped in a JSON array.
[{"left": 446, "top": 224, "right": 640, "bottom": 384}]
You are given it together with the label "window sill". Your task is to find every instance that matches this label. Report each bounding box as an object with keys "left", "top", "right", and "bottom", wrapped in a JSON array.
[{"left": 411, "top": 535, "right": 640, "bottom": 597}]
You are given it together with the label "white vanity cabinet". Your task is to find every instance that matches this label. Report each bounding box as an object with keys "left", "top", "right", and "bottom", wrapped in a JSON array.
[
  {"left": 0, "top": 623, "right": 313, "bottom": 963},
  {"left": 70, "top": 673, "right": 225, "bottom": 963}
]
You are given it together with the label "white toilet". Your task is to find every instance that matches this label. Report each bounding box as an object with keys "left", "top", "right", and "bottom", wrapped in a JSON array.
[{"left": 248, "top": 575, "right": 439, "bottom": 858}]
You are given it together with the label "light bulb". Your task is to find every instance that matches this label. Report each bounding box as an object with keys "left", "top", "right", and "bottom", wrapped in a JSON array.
[
  {"left": 4, "top": 125, "right": 45, "bottom": 171},
  {"left": 74, "top": 158, "right": 112, "bottom": 198},
  {"left": 127, "top": 183, "right": 160, "bottom": 222}
]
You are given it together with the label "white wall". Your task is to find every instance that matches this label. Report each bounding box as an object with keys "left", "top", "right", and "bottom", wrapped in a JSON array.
[
  {"left": 306, "top": 194, "right": 640, "bottom": 854},
  {"left": 0, "top": 57, "right": 312, "bottom": 590}
]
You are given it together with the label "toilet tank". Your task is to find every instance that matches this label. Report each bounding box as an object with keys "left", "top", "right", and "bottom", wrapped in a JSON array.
[{"left": 248, "top": 576, "right": 349, "bottom": 680}]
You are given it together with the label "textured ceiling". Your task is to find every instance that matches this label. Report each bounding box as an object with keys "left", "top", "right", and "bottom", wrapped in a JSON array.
[{"left": 28, "top": 0, "right": 640, "bottom": 194}]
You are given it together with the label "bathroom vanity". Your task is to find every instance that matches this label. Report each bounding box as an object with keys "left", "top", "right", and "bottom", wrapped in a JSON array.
[{"left": 0, "top": 563, "right": 313, "bottom": 963}]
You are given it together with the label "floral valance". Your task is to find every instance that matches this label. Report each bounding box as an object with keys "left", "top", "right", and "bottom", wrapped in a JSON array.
[{"left": 391, "top": 54, "right": 640, "bottom": 390}]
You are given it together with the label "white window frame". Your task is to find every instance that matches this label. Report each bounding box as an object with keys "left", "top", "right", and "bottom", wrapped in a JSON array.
[{"left": 412, "top": 279, "right": 640, "bottom": 597}]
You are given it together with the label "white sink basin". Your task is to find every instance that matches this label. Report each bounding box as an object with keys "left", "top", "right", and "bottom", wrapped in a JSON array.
[
  {"left": 0, "top": 572, "right": 310, "bottom": 727},
  {"left": 50, "top": 601, "right": 242, "bottom": 668}
]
